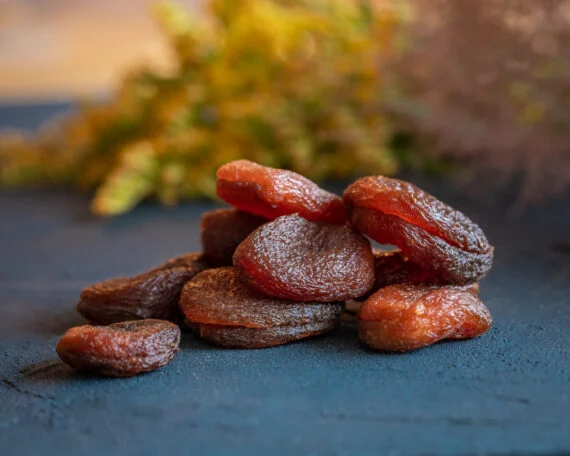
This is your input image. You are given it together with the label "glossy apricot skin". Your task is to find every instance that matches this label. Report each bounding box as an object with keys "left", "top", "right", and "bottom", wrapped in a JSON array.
[
  {"left": 358, "top": 284, "right": 492, "bottom": 352},
  {"left": 180, "top": 267, "right": 343, "bottom": 348},
  {"left": 56, "top": 319, "right": 181, "bottom": 377},
  {"left": 344, "top": 176, "right": 494, "bottom": 284},
  {"left": 233, "top": 215, "right": 375, "bottom": 302},
  {"left": 188, "top": 321, "right": 338, "bottom": 349},
  {"left": 180, "top": 267, "right": 344, "bottom": 328},
  {"left": 363, "top": 249, "right": 480, "bottom": 297},
  {"left": 372, "top": 249, "right": 435, "bottom": 287},
  {"left": 216, "top": 160, "right": 346, "bottom": 224},
  {"left": 200, "top": 208, "right": 267, "bottom": 266},
  {"left": 77, "top": 253, "right": 208, "bottom": 324}
]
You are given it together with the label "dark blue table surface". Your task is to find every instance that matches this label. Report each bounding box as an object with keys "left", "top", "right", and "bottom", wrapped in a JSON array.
[{"left": 1, "top": 105, "right": 569, "bottom": 456}]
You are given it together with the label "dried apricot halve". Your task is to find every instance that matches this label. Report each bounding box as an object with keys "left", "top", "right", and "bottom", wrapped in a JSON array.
[
  {"left": 364, "top": 249, "right": 480, "bottom": 296},
  {"left": 359, "top": 283, "right": 492, "bottom": 352},
  {"left": 56, "top": 319, "right": 181, "bottom": 377},
  {"left": 77, "top": 253, "right": 208, "bottom": 324},
  {"left": 216, "top": 159, "right": 346, "bottom": 224},
  {"left": 201, "top": 208, "right": 267, "bottom": 266},
  {"left": 233, "top": 215, "right": 375, "bottom": 302},
  {"left": 344, "top": 176, "right": 494, "bottom": 284},
  {"left": 180, "top": 267, "right": 344, "bottom": 348},
  {"left": 371, "top": 249, "right": 435, "bottom": 288},
  {"left": 188, "top": 321, "right": 339, "bottom": 349}
]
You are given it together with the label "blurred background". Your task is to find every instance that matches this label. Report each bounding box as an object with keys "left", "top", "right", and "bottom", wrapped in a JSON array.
[
  {"left": 1, "top": 0, "right": 569, "bottom": 215},
  {"left": 0, "top": 0, "right": 200, "bottom": 101}
]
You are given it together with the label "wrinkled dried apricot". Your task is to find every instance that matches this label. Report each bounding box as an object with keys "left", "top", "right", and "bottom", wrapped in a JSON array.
[
  {"left": 201, "top": 208, "right": 267, "bottom": 266},
  {"left": 234, "top": 215, "right": 375, "bottom": 302},
  {"left": 344, "top": 177, "right": 494, "bottom": 284},
  {"left": 180, "top": 267, "right": 343, "bottom": 348},
  {"left": 56, "top": 319, "right": 180, "bottom": 377},
  {"left": 77, "top": 253, "right": 208, "bottom": 324},
  {"left": 188, "top": 321, "right": 339, "bottom": 349},
  {"left": 371, "top": 249, "right": 435, "bottom": 288},
  {"left": 216, "top": 159, "right": 346, "bottom": 224},
  {"left": 180, "top": 267, "right": 344, "bottom": 327},
  {"left": 359, "top": 283, "right": 492, "bottom": 352},
  {"left": 364, "top": 249, "right": 480, "bottom": 297}
]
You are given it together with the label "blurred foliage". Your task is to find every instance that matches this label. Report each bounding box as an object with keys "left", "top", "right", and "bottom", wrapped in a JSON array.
[
  {"left": 0, "top": 0, "right": 409, "bottom": 216},
  {"left": 394, "top": 0, "right": 570, "bottom": 201}
]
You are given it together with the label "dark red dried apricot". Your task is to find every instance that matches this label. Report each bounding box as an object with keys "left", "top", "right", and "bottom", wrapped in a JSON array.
[
  {"left": 216, "top": 159, "right": 346, "bottom": 224},
  {"left": 180, "top": 267, "right": 344, "bottom": 328},
  {"left": 344, "top": 177, "right": 494, "bottom": 284},
  {"left": 180, "top": 267, "right": 343, "bottom": 348},
  {"left": 364, "top": 249, "right": 480, "bottom": 297},
  {"left": 56, "top": 319, "right": 180, "bottom": 377},
  {"left": 77, "top": 253, "right": 208, "bottom": 324},
  {"left": 201, "top": 208, "right": 267, "bottom": 266},
  {"left": 358, "top": 283, "right": 492, "bottom": 352},
  {"left": 234, "top": 215, "right": 375, "bottom": 302},
  {"left": 188, "top": 321, "right": 338, "bottom": 349},
  {"left": 371, "top": 249, "right": 435, "bottom": 288}
]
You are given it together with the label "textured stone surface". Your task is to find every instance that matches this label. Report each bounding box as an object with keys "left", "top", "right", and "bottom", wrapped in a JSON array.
[{"left": 0, "top": 104, "right": 569, "bottom": 455}]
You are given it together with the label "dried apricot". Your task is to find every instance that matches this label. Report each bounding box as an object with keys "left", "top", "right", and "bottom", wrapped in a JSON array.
[
  {"left": 201, "top": 208, "right": 266, "bottom": 266},
  {"left": 180, "top": 267, "right": 344, "bottom": 327},
  {"left": 216, "top": 159, "right": 346, "bottom": 224},
  {"left": 56, "top": 319, "right": 180, "bottom": 377},
  {"left": 77, "top": 253, "right": 208, "bottom": 324},
  {"left": 234, "top": 215, "right": 375, "bottom": 301},
  {"left": 344, "top": 176, "right": 494, "bottom": 284},
  {"left": 359, "top": 283, "right": 492, "bottom": 352},
  {"left": 180, "top": 267, "right": 343, "bottom": 348},
  {"left": 188, "top": 321, "right": 339, "bottom": 349},
  {"left": 364, "top": 249, "right": 480, "bottom": 296},
  {"left": 371, "top": 249, "right": 435, "bottom": 288}
]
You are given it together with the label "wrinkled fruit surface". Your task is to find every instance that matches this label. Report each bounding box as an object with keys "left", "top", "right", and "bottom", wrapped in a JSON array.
[
  {"left": 359, "top": 283, "right": 492, "bottom": 352},
  {"left": 201, "top": 208, "right": 267, "bottom": 266},
  {"left": 217, "top": 159, "right": 346, "bottom": 224},
  {"left": 344, "top": 176, "right": 494, "bottom": 284},
  {"left": 180, "top": 267, "right": 344, "bottom": 348},
  {"left": 371, "top": 249, "right": 435, "bottom": 289},
  {"left": 365, "top": 249, "right": 480, "bottom": 297},
  {"left": 77, "top": 253, "right": 208, "bottom": 324},
  {"left": 188, "top": 321, "right": 338, "bottom": 349},
  {"left": 234, "top": 214, "right": 375, "bottom": 301},
  {"left": 56, "top": 319, "right": 181, "bottom": 377}
]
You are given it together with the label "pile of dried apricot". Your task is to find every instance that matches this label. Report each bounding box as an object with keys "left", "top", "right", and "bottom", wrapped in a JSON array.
[{"left": 57, "top": 159, "right": 494, "bottom": 377}]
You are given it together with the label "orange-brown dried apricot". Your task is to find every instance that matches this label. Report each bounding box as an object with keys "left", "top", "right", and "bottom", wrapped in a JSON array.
[
  {"left": 180, "top": 267, "right": 343, "bottom": 348},
  {"left": 234, "top": 215, "right": 375, "bottom": 302},
  {"left": 216, "top": 159, "right": 346, "bottom": 224},
  {"left": 56, "top": 319, "right": 180, "bottom": 377},
  {"left": 344, "top": 177, "right": 494, "bottom": 284},
  {"left": 359, "top": 283, "right": 492, "bottom": 352},
  {"left": 201, "top": 208, "right": 267, "bottom": 266},
  {"left": 77, "top": 253, "right": 208, "bottom": 324}
]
